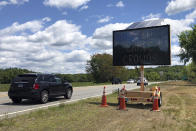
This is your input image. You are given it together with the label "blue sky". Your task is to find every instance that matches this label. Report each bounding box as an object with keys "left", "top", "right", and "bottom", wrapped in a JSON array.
[{"left": 0, "top": 0, "right": 196, "bottom": 74}]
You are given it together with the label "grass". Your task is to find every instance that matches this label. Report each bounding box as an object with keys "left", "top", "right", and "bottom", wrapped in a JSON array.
[
  {"left": 0, "top": 81, "right": 196, "bottom": 130},
  {"left": 71, "top": 82, "right": 112, "bottom": 87},
  {"left": 0, "top": 84, "right": 10, "bottom": 92}
]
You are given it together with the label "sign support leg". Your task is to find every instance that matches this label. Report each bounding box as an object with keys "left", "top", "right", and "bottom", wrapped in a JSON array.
[{"left": 140, "top": 65, "right": 144, "bottom": 91}]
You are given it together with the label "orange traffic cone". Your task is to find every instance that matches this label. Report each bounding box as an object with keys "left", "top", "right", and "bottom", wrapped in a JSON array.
[
  {"left": 119, "top": 96, "right": 126, "bottom": 110},
  {"left": 101, "top": 86, "right": 108, "bottom": 107},
  {"left": 118, "top": 87, "right": 127, "bottom": 110},
  {"left": 152, "top": 89, "right": 160, "bottom": 111}
]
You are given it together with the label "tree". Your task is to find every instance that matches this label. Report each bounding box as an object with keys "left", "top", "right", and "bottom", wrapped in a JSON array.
[
  {"left": 178, "top": 25, "right": 196, "bottom": 64},
  {"left": 129, "top": 67, "right": 139, "bottom": 79},
  {"left": 145, "top": 72, "right": 160, "bottom": 81},
  {"left": 0, "top": 68, "right": 33, "bottom": 84},
  {"left": 178, "top": 25, "right": 196, "bottom": 82},
  {"left": 86, "top": 53, "right": 129, "bottom": 83}
]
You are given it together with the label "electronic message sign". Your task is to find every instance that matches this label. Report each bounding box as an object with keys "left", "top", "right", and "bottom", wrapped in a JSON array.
[{"left": 113, "top": 25, "right": 171, "bottom": 66}]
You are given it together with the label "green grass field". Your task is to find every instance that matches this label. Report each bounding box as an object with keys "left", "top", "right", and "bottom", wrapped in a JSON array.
[
  {"left": 0, "top": 84, "right": 10, "bottom": 92},
  {"left": 71, "top": 82, "right": 112, "bottom": 87},
  {"left": 0, "top": 81, "right": 195, "bottom": 131}
]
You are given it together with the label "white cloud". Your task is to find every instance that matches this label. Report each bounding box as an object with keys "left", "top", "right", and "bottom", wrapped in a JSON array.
[
  {"left": 186, "top": 9, "right": 196, "bottom": 19},
  {"left": 66, "top": 50, "right": 90, "bottom": 62},
  {"left": 165, "top": 0, "right": 196, "bottom": 15},
  {"left": 97, "top": 16, "right": 113, "bottom": 23},
  {"left": 116, "top": 1, "right": 124, "bottom": 8},
  {"left": 0, "top": 1, "right": 8, "bottom": 6},
  {"left": 162, "top": 18, "right": 193, "bottom": 36},
  {"left": 0, "top": 0, "right": 29, "bottom": 7},
  {"left": 0, "top": 16, "right": 193, "bottom": 73},
  {"left": 0, "top": 18, "right": 50, "bottom": 36},
  {"left": 0, "top": 19, "right": 90, "bottom": 74},
  {"left": 42, "top": 17, "right": 51, "bottom": 22},
  {"left": 142, "top": 13, "right": 161, "bottom": 20},
  {"left": 162, "top": 18, "right": 193, "bottom": 43},
  {"left": 171, "top": 57, "right": 184, "bottom": 65},
  {"left": 80, "top": 5, "right": 88, "bottom": 11},
  {"left": 43, "top": 0, "right": 90, "bottom": 9},
  {"left": 171, "top": 44, "right": 181, "bottom": 56},
  {"left": 89, "top": 23, "right": 130, "bottom": 50},
  {"left": 28, "top": 20, "right": 87, "bottom": 50}
]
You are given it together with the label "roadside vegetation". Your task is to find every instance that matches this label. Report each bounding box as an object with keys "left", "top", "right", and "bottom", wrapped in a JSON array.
[
  {"left": 0, "top": 64, "right": 188, "bottom": 84},
  {"left": 0, "top": 84, "right": 10, "bottom": 92},
  {"left": 71, "top": 82, "right": 112, "bottom": 87},
  {"left": 0, "top": 81, "right": 195, "bottom": 131},
  {"left": 0, "top": 65, "right": 189, "bottom": 92}
]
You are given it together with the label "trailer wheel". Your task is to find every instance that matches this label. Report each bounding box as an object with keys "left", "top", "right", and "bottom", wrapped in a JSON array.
[{"left": 158, "top": 92, "right": 162, "bottom": 107}]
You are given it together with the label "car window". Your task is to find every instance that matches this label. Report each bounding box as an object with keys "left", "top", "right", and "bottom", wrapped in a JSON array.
[
  {"left": 43, "top": 75, "right": 50, "bottom": 81},
  {"left": 37, "top": 75, "right": 44, "bottom": 81},
  {"left": 55, "top": 78, "right": 62, "bottom": 84},
  {"left": 13, "top": 74, "right": 37, "bottom": 83},
  {"left": 49, "top": 76, "right": 56, "bottom": 82}
]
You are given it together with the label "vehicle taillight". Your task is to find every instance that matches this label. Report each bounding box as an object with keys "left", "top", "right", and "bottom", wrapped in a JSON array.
[{"left": 33, "top": 83, "right": 39, "bottom": 90}]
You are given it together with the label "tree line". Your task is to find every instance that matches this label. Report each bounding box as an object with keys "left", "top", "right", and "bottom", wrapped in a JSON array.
[
  {"left": 0, "top": 64, "right": 187, "bottom": 84},
  {"left": 0, "top": 68, "right": 90, "bottom": 84}
]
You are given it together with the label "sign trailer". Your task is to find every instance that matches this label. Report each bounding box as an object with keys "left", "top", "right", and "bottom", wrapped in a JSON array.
[{"left": 113, "top": 20, "right": 171, "bottom": 106}]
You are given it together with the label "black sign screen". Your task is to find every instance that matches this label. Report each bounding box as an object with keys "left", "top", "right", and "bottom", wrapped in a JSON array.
[{"left": 113, "top": 25, "right": 171, "bottom": 66}]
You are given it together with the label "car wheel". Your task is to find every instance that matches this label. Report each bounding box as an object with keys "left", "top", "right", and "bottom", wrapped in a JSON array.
[
  {"left": 11, "top": 98, "right": 22, "bottom": 104},
  {"left": 158, "top": 92, "right": 162, "bottom": 107},
  {"left": 40, "top": 90, "right": 49, "bottom": 104},
  {"left": 64, "top": 88, "right": 72, "bottom": 99}
]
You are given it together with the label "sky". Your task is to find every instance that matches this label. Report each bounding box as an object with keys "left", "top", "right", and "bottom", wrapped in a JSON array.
[{"left": 0, "top": 0, "right": 195, "bottom": 74}]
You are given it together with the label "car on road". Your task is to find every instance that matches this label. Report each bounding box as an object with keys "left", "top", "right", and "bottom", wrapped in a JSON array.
[
  {"left": 137, "top": 78, "right": 148, "bottom": 86},
  {"left": 127, "top": 79, "right": 134, "bottom": 84},
  {"left": 8, "top": 73, "right": 73, "bottom": 104},
  {"left": 111, "top": 78, "right": 122, "bottom": 84}
]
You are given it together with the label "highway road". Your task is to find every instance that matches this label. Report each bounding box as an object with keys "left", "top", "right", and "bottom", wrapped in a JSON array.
[{"left": 0, "top": 82, "right": 159, "bottom": 119}]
